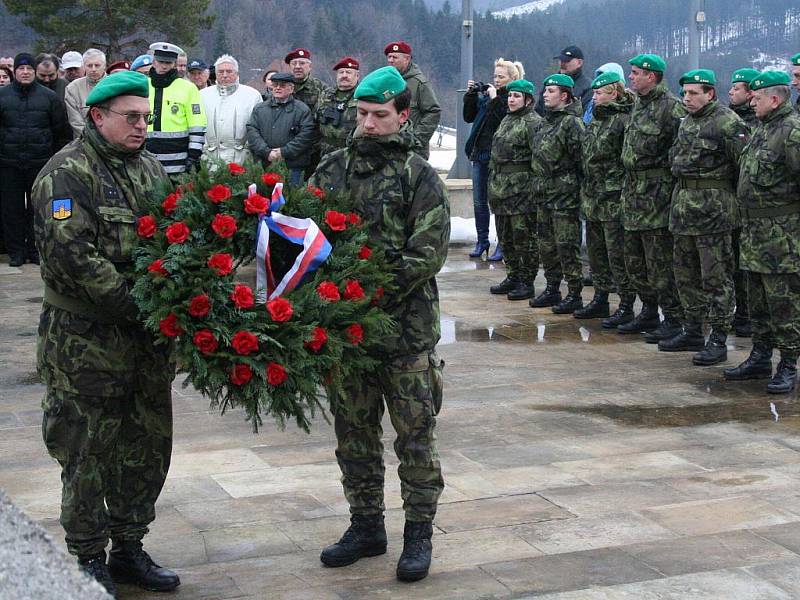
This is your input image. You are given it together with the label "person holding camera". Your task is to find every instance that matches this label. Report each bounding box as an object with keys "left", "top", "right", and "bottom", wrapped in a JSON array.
[{"left": 463, "top": 58, "right": 524, "bottom": 260}]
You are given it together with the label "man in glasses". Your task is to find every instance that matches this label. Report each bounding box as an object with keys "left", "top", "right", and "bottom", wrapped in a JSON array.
[{"left": 31, "top": 71, "right": 180, "bottom": 599}]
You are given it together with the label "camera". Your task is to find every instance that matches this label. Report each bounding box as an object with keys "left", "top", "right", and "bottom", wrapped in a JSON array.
[{"left": 469, "top": 81, "right": 491, "bottom": 93}]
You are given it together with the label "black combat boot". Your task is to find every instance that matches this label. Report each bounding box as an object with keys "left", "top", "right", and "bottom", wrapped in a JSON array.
[
  {"left": 507, "top": 282, "right": 536, "bottom": 301},
  {"left": 79, "top": 552, "right": 118, "bottom": 599},
  {"left": 658, "top": 323, "right": 706, "bottom": 352},
  {"left": 320, "top": 514, "right": 388, "bottom": 567},
  {"left": 617, "top": 303, "right": 659, "bottom": 334},
  {"left": 490, "top": 277, "right": 518, "bottom": 295},
  {"left": 693, "top": 329, "right": 728, "bottom": 366},
  {"left": 573, "top": 292, "right": 609, "bottom": 319},
  {"left": 767, "top": 358, "right": 797, "bottom": 394},
  {"left": 529, "top": 283, "right": 561, "bottom": 308},
  {"left": 724, "top": 345, "right": 773, "bottom": 380},
  {"left": 733, "top": 313, "right": 752, "bottom": 337},
  {"left": 602, "top": 298, "right": 635, "bottom": 329},
  {"left": 644, "top": 317, "right": 683, "bottom": 344},
  {"left": 396, "top": 521, "right": 433, "bottom": 582},
  {"left": 108, "top": 540, "right": 180, "bottom": 592},
  {"left": 552, "top": 292, "right": 583, "bottom": 314}
]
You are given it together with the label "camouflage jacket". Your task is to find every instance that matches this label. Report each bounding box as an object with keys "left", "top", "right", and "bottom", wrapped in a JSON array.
[
  {"left": 402, "top": 63, "right": 441, "bottom": 159},
  {"left": 581, "top": 91, "right": 634, "bottom": 221},
  {"left": 487, "top": 105, "right": 542, "bottom": 215},
  {"left": 668, "top": 100, "right": 748, "bottom": 235},
  {"left": 293, "top": 75, "right": 330, "bottom": 115},
  {"left": 621, "top": 82, "right": 686, "bottom": 231},
  {"left": 32, "top": 122, "right": 174, "bottom": 396},
  {"left": 309, "top": 129, "right": 450, "bottom": 358},
  {"left": 530, "top": 99, "right": 584, "bottom": 211},
  {"left": 730, "top": 101, "right": 759, "bottom": 131},
  {"left": 738, "top": 100, "right": 800, "bottom": 273},
  {"left": 315, "top": 87, "right": 358, "bottom": 158}
]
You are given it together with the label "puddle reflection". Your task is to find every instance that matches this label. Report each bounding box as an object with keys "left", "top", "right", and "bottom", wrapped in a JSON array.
[{"left": 440, "top": 318, "right": 617, "bottom": 346}]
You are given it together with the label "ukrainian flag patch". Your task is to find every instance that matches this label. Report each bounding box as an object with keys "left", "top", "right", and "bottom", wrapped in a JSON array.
[{"left": 52, "top": 198, "right": 72, "bottom": 220}]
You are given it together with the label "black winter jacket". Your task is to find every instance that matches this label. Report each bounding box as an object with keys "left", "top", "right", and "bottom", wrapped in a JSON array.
[
  {"left": 463, "top": 88, "right": 508, "bottom": 160},
  {"left": 245, "top": 96, "right": 315, "bottom": 169},
  {"left": 0, "top": 81, "right": 71, "bottom": 169}
]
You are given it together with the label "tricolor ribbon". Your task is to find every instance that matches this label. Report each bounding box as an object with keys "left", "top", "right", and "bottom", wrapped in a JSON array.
[{"left": 247, "top": 181, "right": 286, "bottom": 214}]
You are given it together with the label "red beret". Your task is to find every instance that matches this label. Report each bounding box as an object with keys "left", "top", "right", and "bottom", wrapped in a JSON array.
[
  {"left": 384, "top": 41, "right": 412, "bottom": 56},
  {"left": 106, "top": 60, "right": 131, "bottom": 74},
  {"left": 284, "top": 48, "right": 312, "bottom": 63},
  {"left": 333, "top": 56, "right": 359, "bottom": 71}
]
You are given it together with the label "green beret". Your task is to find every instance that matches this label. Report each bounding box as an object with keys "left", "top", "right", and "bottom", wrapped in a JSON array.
[
  {"left": 542, "top": 73, "right": 574, "bottom": 88},
  {"left": 629, "top": 53, "right": 666, "bottom": 73},
  {"left": 792, "top": 53, "right": 800, "bottom": 66},
  {"left": 591, "top": 71, "right": 622, "bottom": 89},
  {"left": 679, "top": 68, "right": 716, "bottom": 86},
  {"left": 505, "top": 79, "right": 535, "bottom": 95},
  {"left": 86, "top": 71, "right": 150, "bottom": 106},
  {"left": 353, "top": 66, "right": 407, "bottom": 103},
  {"left": 731, "top": 68, "right": 761, "bottom": 85},
  {"left": 750, "top": 70, "right": 791, "bottom": 91}
]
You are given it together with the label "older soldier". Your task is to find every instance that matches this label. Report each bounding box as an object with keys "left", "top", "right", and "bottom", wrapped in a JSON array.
[
  {"left": 200, "top": 54, "right": 263, "bottom": 164},
  {"left": 729, "top": 68, "right": 760, "bottom": 129},
  {"left": 658, "top": 69, "right": 748, "bottom": 365},
  {"left": 725, "top": 71, "right": 800, "bottom": 393},
  {"left": 64, "top": 48, "right": 107, "bottom": 136},
  {"left": 617, "top": 54, "right": 686, "bottom": 339},
  {"left": 61, "top": 51, "right": 84, "bottom": 83},
  {"left": 310, "top": 66, "right": 448, "bottom": 582},
  {"left": 529, "top": 73, "right": 585, "bottom": 313},
  {"left": 315, "top": 56, "right": 360, "bottom": 158},
  {"left": 385, "top": 41, "right": 441, "bottom": 159},
  {"left": 285, "top": 47, "right": 328, "bottom": 115},
  {"left": 32, "top": 71, "right": 179, "bottom": 598},
  {"left": 791, "top": 53, "right": 800, "bottom": 111}
]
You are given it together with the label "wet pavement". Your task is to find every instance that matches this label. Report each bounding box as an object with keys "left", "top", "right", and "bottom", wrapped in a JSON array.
[{"left": 3, "top": 248, "right": 800, "bottom": 599}]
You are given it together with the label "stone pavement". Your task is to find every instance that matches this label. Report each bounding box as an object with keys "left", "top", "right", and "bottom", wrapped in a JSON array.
[{"left": 2, "top": 250, "right": 800, "bottom": 599}]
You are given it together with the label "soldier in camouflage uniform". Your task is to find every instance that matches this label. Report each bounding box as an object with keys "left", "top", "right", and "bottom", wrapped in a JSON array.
[
  {"left": 285, "top": 48, "right": 330, "bottom": 177},
  {"left": 486, "top": 79, "right": 542, "bottom": 301},
  {"left": 791, "top": 53, "right": 800, "bottom": 112},
  {"left": 315, "top": 56, "right": 360, "bottom": 158},
  {"left": 31, "top": 72, "right": 179, "bottom": 598},
  {"left": 578, "top": 71, "right": 636, "bottom": 322},
  {"left": 659, "top": 69, "right": 748, "bottom": 366},
  {"left": 618, "top": 54, "right": 687, "bottom": 341},
  {"left": 309, "top": 66, "right": 449, "bottom": 582},
  {"left": 725, "top": 71, "right": 800, "bottom": 393},
  {"left": 529, "top": 73, "right": 585, "bottom": 314}
]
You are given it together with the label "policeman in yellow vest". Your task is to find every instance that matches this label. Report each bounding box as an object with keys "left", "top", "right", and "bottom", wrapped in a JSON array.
[{"left": 146, "top": 42, "right": 206, "bottom": 177}]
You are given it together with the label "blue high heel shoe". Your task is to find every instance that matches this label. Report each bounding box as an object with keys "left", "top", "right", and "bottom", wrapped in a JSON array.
[
  {"left": 468, "top": 241, "right": 490, "bottom": 258},
  {"left": 488, "top": 245, "right": 503, "bottom": 262}
]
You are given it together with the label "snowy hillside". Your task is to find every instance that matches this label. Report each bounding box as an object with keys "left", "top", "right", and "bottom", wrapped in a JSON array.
[{"left": 493, "top": 0, "right": 565, "bottom": 17}]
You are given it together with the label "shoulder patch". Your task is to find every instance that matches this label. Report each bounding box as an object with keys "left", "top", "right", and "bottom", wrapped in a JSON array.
[
  {"left": 52, "top": 198, "right": 72, "bottom": 220},
  {"left": 192, "top": 103, "right": 201, "bottom": 115}
]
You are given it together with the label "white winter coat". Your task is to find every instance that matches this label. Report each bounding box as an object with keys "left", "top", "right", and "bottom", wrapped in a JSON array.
[{"left": 200, "top": 83, "right": 263, "bottom": 164}]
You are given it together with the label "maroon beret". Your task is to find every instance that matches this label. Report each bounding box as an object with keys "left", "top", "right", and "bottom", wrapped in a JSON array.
[
  {"left": 384, "top": 41, "right": 412, "bottom": 56},
  {"left": 284, "top": 48, "right": 312, "bottom": 63},
  {"left": 333, "top": 56, "right": 359, "bottom": 71},
  {"left": 106, "top": 60, "right": 131, "bottom": 74}
]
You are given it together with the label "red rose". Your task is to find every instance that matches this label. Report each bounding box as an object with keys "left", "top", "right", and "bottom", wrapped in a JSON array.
[
  {"left": 207, "top": 253, "right": 234, "bottom": 276},
  {"left": 165, "top": 222, "right": 191, "bottom": 244},
  {"left": 244, "top": 193, "right": 269, "bottom": 215},
  {"left": 262, "top": 172, "right": 282, "bottom": 186},
  {"left": 188, "top": 294, "right": 211, "bottom": 317},
  {"left": 147, "top": 258, "right": 169, "bottom": 277},
  {"left": 266, "top": 361, "right": 288, "bottom": 386},
  {"left": 346, "top": 323, "right": 364, "bottom": 345},
  {"left": 159, "top": 313, "right": 183, "bottom": 337},
  {"left": 316, "top": 281, "right": 341, "bottom": 302},
  {"left": 231, "top": 331, "right": 259, "bottom": 355},
  {"left": 206, "top": 184, "right": 232, "bottom": 203},
  {"left": 324, "top": 210, "right": 347, "bottom": 232},
  {"left": 266, "top": 297, "right": 293, "bottom": 322},
  {"left": 230, "top": 284, "right": 254, "bottom": 309},
  {"left": 227, "top": 162, "right": 246, "bottom": 175},
  {"left": 347, "top": 212, "right": 361, "bottom": 225},
  {"left": 193, "top": 329, "right": 218, "bottom": 354},
  {"left": 358, "top": 246, "right": 372, "bottom": 260},
  {"left": 162, "top": 193, "right": 180, "bottom": 215},
  {"left": 307, "top": 185, "right": 325, "bottom": 199},
  {"left": 343, "top": 279, "right": 365, "bottom": 301},
  {"left": 211, "top": 214, "right": 237, "bottom": 238},
  {"left": 229, "top": 364, "right": 253, "bottom": 386},
  {"left": 137, "top": 215, "right": 157, "bottom": 238},
  {"left": 304, "top": 326, "right": 328, "bottom": 353}
]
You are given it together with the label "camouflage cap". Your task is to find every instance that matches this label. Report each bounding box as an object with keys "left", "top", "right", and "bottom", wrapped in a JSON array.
[
  {"left": 629, "top": 53, "right": 666, "bottom": 73},
  {"left": 86, "top": 71, "right": 149, "bottom": 106},
  {"left": 542, "top": 73, "right": 574, "bottom": 88},
  {"left": 731, "top": 68, "right": 761, "bottom": 85},
  {"left": 591, "top": 71, "right": 622, "bottom": 89},
  {"left": 679, "top": 68, "right": 716, "bottom": 86},
  {"left": 353, "top": 66, "right": 406, "bottom": 103},
  {"left": 505, "top": 79, "right": 535, "bottom": 95},
  {"left": 749, "top": 70, "right": 791, "bottom": 91},
  {"left": 792, "top": 53, "right": 800, "bottom": 66}
]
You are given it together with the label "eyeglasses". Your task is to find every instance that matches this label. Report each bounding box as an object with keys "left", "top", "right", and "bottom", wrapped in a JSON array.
[{"left": 103, "top": 107, "right": 155, "bottom": 125}]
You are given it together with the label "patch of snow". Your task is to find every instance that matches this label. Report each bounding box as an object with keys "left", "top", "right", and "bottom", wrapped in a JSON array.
[
  {"left": 493, "top": 0, "right": 565, "bottom": 18},
  {"left": 450, "top": 216, "right": 498, "bottom": 244}
]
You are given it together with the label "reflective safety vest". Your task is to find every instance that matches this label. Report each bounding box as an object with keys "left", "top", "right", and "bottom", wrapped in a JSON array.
[{"left": 147, "top": 77, "right": 207, "bottom": 174}]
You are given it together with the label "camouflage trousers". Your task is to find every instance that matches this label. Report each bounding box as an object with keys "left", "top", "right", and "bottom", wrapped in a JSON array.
[
  {"left": 731, "top": 229, "right": 749, "bottom": 319},
  {"left": 673, "top": 233, "right": 735, "bottom": 331},
  {"left": 42, "top": 384, "right": 173, "bottom": 558},
  {"left": 624, "top": 227, "right": 682, "bottom": 319},
  {"left": 537, "top": 207, "right": 582, "bottom": 293},
  {"left": 330, "top": 351, "right": 444, "bottom": 522},
  {"left": 747, "top": 271, "right": 800, "bottom": 360},
  {"left": 586, "top": 219, "right": 635, "bottom": 298},
  {"left": 496, "top": 212, "right": 539, "bottom": 284}
]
